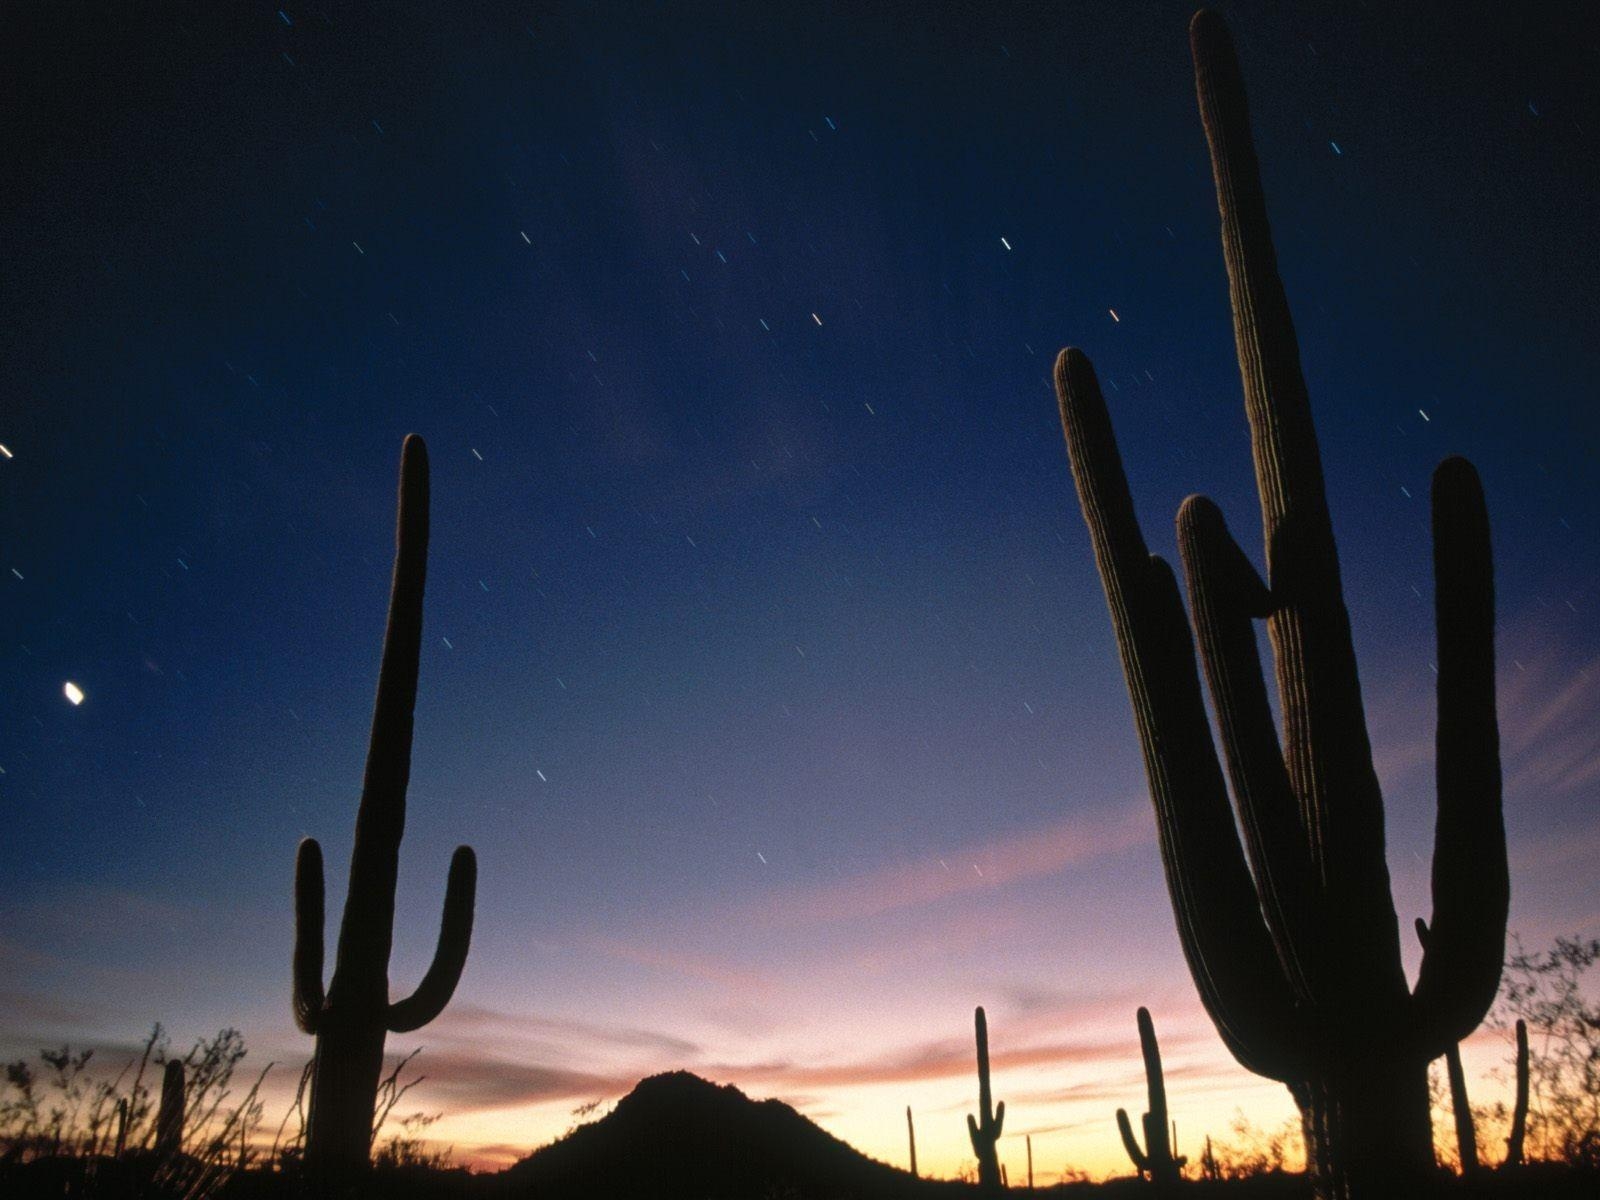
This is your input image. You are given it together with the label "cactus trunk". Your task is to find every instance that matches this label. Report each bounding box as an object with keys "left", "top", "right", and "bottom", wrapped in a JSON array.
[
  {"left": 1051, "top": 12, "right": 1506, "bottom": 1200},
  {"left": 1442, "top": 1044, "right": 1479, "bottom": 1173},
  {"left": 1299, "top": 1062, "right": 1434, "bottom": 1193},
  {"left": 304, "top": 1005, "right": 387, "bottom": 1173},
  {"left": 292, "top": 436, "right": 478, "bottom": 1184}
]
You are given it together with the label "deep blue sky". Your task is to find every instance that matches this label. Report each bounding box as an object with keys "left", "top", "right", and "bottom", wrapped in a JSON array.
[{"left": 3, "top": 0, "right": 1598, "bottom": 1175}]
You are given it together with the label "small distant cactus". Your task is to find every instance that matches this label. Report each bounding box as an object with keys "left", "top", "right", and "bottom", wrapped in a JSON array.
[
  {"left": 1116, "top": 1008, "right": 1186, "bottom": 1184},
  {"left": 155, "top": 1061, "right": 184, "bottom": 1160},
  {"left": 1201, "top": 1135, "right": 1221, "bottom": 1182},
  {"left": 1026, "top": 1133, "right": 1034, "bottom": 1189},
  {"left": 292, "top": 436, "right": 478, "bottom": 1180},
  {"left": 967, "top": 1006, "right": 1006, "bottom": 1191},
  {"left": 1505, "top": 1019, "right": 1529, "bottom": 1168},
  {"left": 907, "top": 1105, "right": 918, "bottom": 1177},
  {"left": 113, "top": 1096, "right": 130, "bottom": 1158}
]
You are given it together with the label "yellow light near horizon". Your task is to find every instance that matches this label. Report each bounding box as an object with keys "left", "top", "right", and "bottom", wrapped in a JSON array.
[{"left": 63, "top": 681, "right": 85, "bottom": 706}]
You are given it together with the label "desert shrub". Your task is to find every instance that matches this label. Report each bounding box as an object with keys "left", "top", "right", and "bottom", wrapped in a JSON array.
[
  {"left": 0, "top": 1025, "right": 271, "bottom": 1198},
  {"left": 1497, "top": 934, "right": 1600, "bottom": 1167},
  {"left": 1203, "top": 1110, "right": 1303, "bottom": 1180}
]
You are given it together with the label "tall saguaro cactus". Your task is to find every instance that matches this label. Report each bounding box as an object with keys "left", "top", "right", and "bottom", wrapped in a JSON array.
[
  {"left": 292, "top": 435, "right": 478, "bottom": 1180},
  {"left": 1051, "top": 11, "right": 1506, "bottom": 1198},
  {"left": 967, "top": 1006, "right": 1005, "bottom": 1191},
  {"left": 1116, "top": 1008, "right": 1186, "bottom": 1184}
]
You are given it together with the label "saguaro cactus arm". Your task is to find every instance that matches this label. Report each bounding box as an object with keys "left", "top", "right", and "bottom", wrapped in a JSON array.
[
  {"left": 1191, "top": 10, "right": 1398, "bottom": 974},
  {"left": 1055, "top": 349, "right": 1303, "bottom": 1082},
  {"left": 293, "top": 837, "right": 326, "bottom": 1035},
  {"left": 1116, "top": 1108, "right": 1149, "bottom": 1176},
  {"left": 387, "top": 844, "right": 478, "bottom": 1032},
  {"left": 1412, "top": 458, "right": 1505, "bottom": 1052},
  {"left": 1176, "top": 495, "right": 1318, "bottom": 997}
]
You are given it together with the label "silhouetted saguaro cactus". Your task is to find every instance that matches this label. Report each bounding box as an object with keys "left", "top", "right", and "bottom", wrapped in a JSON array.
[
  {"left": 1116, "top": 1007, "right": 1186, "bottom": 1183},
  {"left": 292, "top": 435, "right": 478, "bottom": 1181},
  {"left": 907, "top": 1105, "right": 918, "bottom": 1177},
  {"left": 1026, "top": 1133, "right": 1034, "bottom": 1189},
  {"left": 967, "top": 1006, "right": 1005, "bottom": 1191},
  {"left": 1416, "top": 919, "right": 1478, "bottom": 1173},
  {"left": 1505, "top": 1019, "right": 1528, "bottom": 1168},
  {"left": 1051, "top": 11, "right": 1506, "bottom": 1199},
  {"left": 155, "top": 1061, "right": 184, "bottom": 1160}
]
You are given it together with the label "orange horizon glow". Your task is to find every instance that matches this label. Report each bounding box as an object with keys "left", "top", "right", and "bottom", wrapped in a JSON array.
[
  {"left": 385, "top": 1018, "right": 1530, "bottom": 1181},
  {"left": 4, "top": 634, "right": 1593, "bottom": 1183}
]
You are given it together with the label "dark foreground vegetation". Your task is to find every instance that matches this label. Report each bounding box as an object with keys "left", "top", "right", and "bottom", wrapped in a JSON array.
[
  {"left": 3, "top": 1068, "right": 1600, "bottom": 1196},
  {"left": 2, "top": 1067, "right": 1596, "bottom": 1199}
]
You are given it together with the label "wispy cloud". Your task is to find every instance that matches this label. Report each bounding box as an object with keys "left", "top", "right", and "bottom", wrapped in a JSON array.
[
  {"left": 461, "top": 1142, "right": 536, "bottom": 1170},
  {"left": 757, "top": 804, "right": 1152, "bottom": 928},
  {"left": 399, "top": 1051, "right": 633, "bottom": 1113},
  {"left": 429, "top": 1002, "right": 701, "bottom": 1061},
  {"left": 0, "top": 989, "right": 107, "bottom": 1036},
  {"left": 587, "top": 937, "right": 779, "bottom": 995},
  {"left": 701, "top": 1017, "right": 1217, "bottom": 1095},
  {"left": 1499, "top": 644, "right": 1600, "bottom": 800},
  {"left": 1360, "top": 607, "right": 1600, "bottom": 814}
]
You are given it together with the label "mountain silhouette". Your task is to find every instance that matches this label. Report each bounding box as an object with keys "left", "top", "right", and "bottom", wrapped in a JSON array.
[{"left": 502, "top": 1071, "right": 946, "bottom": 1199}]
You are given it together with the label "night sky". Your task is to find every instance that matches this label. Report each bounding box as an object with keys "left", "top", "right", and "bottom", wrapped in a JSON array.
[{"left": 4, "top": 0, "right": 1598, "bottom": 1179}]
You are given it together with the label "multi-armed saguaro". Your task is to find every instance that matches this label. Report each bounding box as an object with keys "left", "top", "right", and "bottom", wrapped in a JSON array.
[
  {"left": 967, "top": 1006, "right": 1005, "bottom": 1191},
  {"left": 1115, "top": 1007, "right": 1185, "bottom": 1184},
  {"left": 292, "top": 435, "right": 478, "bottom": 1179},
  {"left": 1052, "top": 11, "right": 1507, "bottom": 1198}
]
